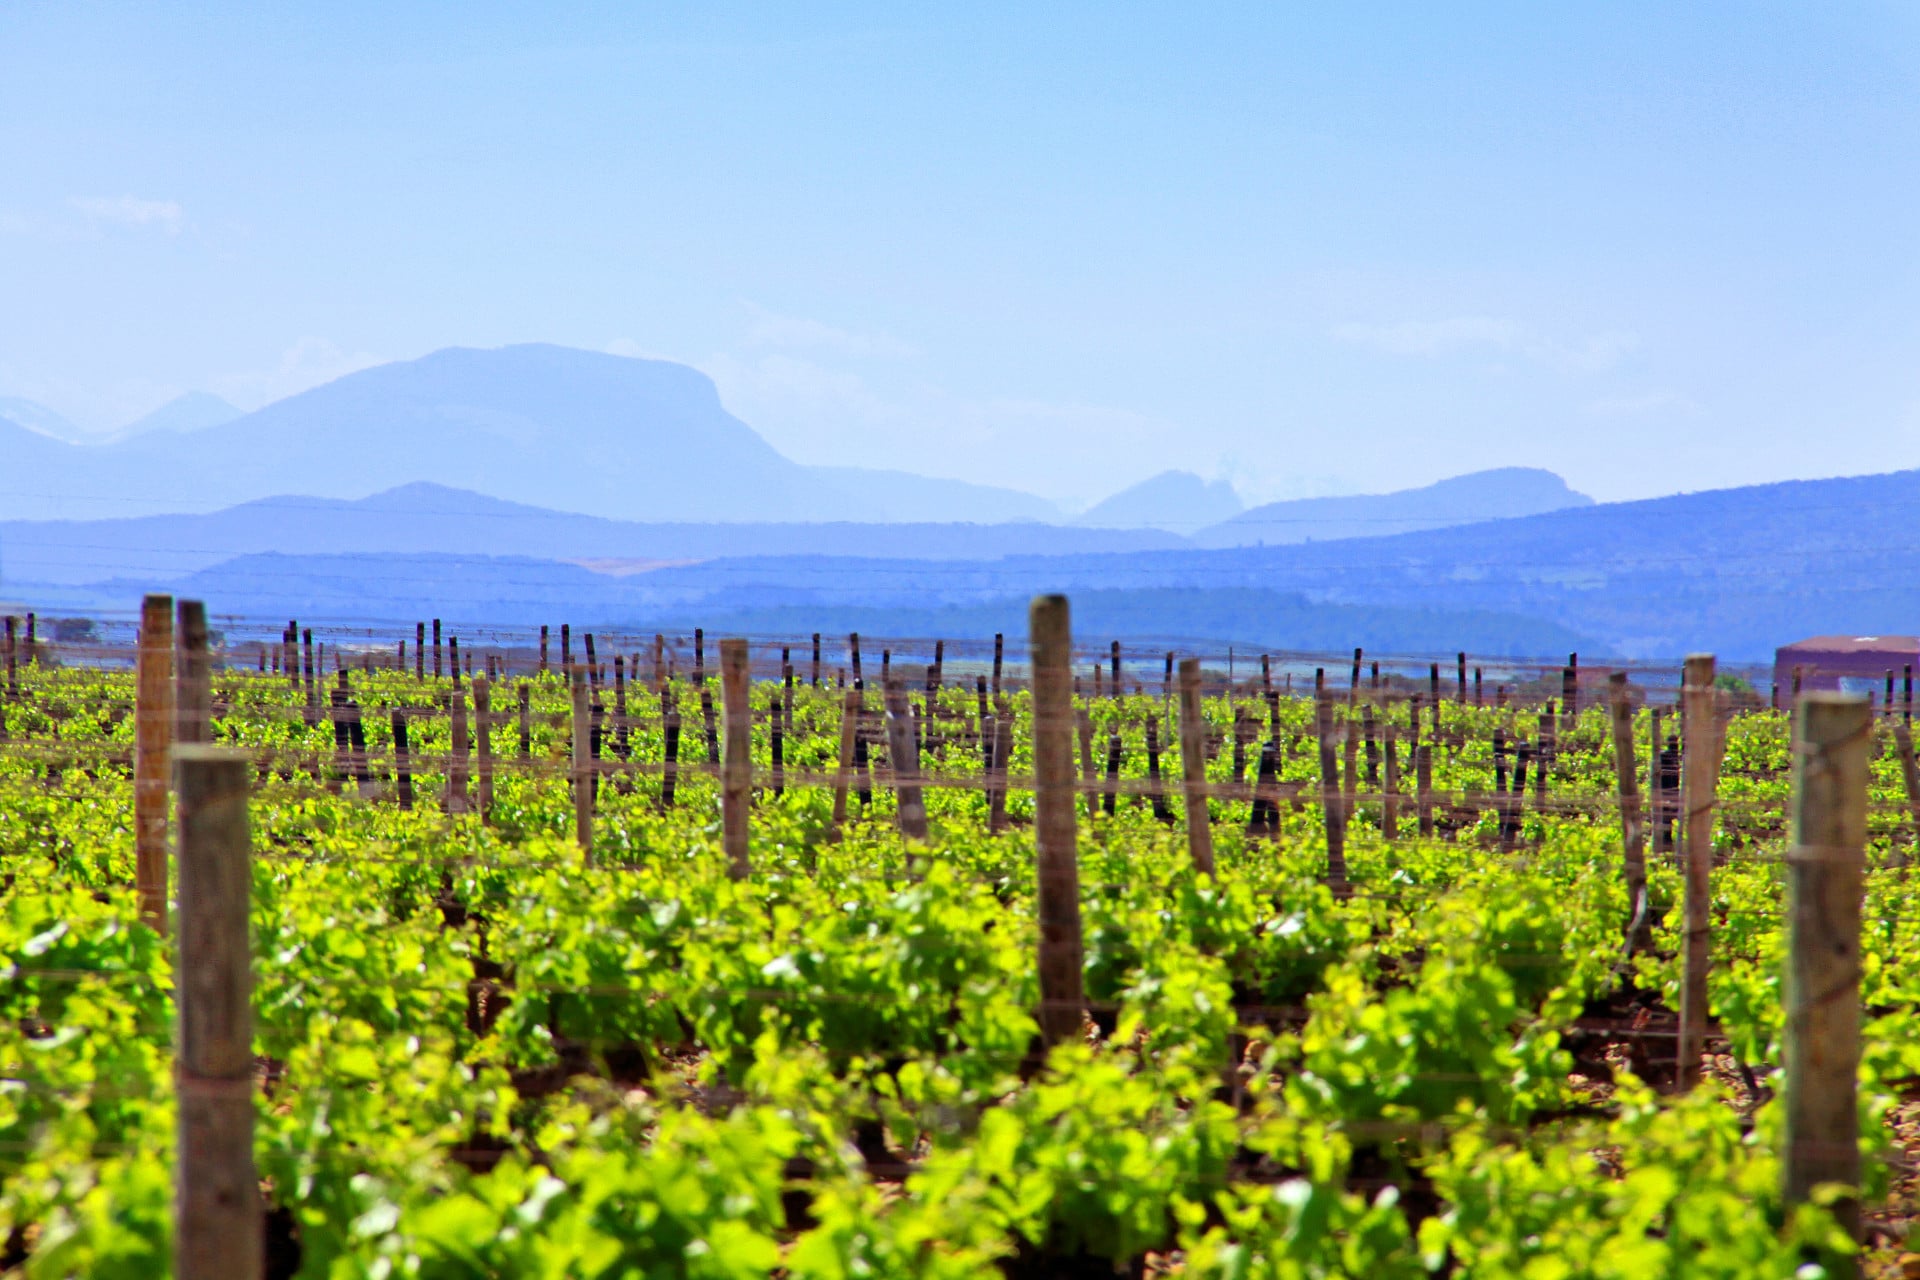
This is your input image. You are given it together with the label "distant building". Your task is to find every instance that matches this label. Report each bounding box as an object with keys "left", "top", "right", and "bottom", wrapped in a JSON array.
[{"left": 1773, "top": 634, "right": 1920, "bottom": 706}]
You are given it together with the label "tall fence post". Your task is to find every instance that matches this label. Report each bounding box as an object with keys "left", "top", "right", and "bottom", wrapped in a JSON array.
[
  {"left": 176, "top": 599, "right": 212, "bottom": 745},
  {"left": 1677, "top": 654, "right": 1720, "bottom": 1090},
  {"left": 720, "top": 638, "right": 752, "bottom": 878},
  {"left": 1607, "top": 672, "right": 1649, "bottom": 952},
  {"left": 135, "top": 593, "right": 175, "bottom": 933},
  {"left": 571, "top": 669, "right": 593, "bottom": 861},
  {"left": 473, "top": 675, "right": 494, "bottom": 823},
  {"left": 830, "top": 687, "right": 860, "bottom": 836},
  {"left": 172, "top": 746, "right": 261, "bottom": 1280},
  {"left": 885, "top": 681, "right": 929, "bottom": 839},
  {"left": 1782, "top": 692, "right": 1867, "bottom": 1255},
  {"left": 1030, "top": 595, "right": 1085, "bottom": 1048},
  {"left": 1315, "top": 692, "right": 1351, "bottom": 896},
  {"left": 1177, "top": 658, "right": 1216, "bottom": 876}
]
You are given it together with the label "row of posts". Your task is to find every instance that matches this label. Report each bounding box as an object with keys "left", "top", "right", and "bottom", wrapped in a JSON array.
[{"left": 106, "top": 593, "right": 1870, "bottom": 1274}]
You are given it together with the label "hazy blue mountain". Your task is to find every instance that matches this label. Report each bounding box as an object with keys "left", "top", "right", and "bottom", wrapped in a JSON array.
[
  {"left": 808, "top": 466, "right": 1060, "bottom": 523},
  {"left": 113, "top": 391, "right": 242, "bottom": 439},
  {"left": 0, "top": 398, "right": 84, "bottom": 443},
  {"left": 1196, "top": 466, "right": 1593, "bottom": 547},
  {"left": 0, "top": 481, "right": 1181, "bottom": 586},
  {"left": 0, "top": 344, "right": 1059, "bottom": 524},
  {"left": 1074, "top": 470, "right": 1242, "bottom": 532}
]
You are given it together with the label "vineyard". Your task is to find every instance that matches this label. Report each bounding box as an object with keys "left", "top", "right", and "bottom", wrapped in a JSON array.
[{"left": 0, "top": 596, "right": 1912, "bottom": 1278}]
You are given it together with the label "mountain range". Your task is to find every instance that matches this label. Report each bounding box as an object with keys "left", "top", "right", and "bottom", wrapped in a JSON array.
[
  {"left": 10, "top": 340, "right": 1899, "bottom": 662},
  {"left": 0, "top": 344, "right": 1590, "bottom": 537}
]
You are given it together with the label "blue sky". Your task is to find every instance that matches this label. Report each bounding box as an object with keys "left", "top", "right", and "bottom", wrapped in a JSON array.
[{"left": 2, "top": 3, "right": 1916, "bottom": 507}]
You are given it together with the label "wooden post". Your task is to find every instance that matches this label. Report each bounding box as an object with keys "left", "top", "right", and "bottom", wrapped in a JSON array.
[
  {"left": 447, "top": 689, "right": 470, "bottom": 815},
  {"left": 1456, "top": 651, "right": 1467, "bottom": 702},
  {"left": 1315, "top": 693, "right": 1351, "bottom": 895},
  {"left": 1782, "top": 692, "right": 1867, "bottom": 1251},
  {"left": 135, "top": 593, "right": 174, "bottom": 933},
  {"left": 811, "top": 632, "right": 821, "bottom": 687},
  {"left": 1648, "top": 707, "right": 1668, "bottom": 853},
  {"left": 1382, "top": 727, "right": 1399, "bottom": 840},
  {"left": 1076, "top": 707, "right": 1096, "bottom": 819},
  {"left": 449, "top": 636, "right": 461, "bottom": 690},
  {"left": 848, "top": 631, "right": 862, "bottom": 687},
  {"left": 1608, "top": 673, "right": 1649, "bottom": 951},
  {"left": 1893, "top": 722, "right": 1920, "bottom": 870},
  {"left": 432, "top": 618, "right": 442, "bottom": 678},
  {"left": 989, "top": 703, "right": 1013, "bottom": 835},
  {"left": 1102, "top": 732, "right": 1123, "bottom": 816},
  {"left": 1177, "top": 659, "right": 1215, "bottom": 874},
  {"left": 884, "top": 682, "right": 929, "bottom": 839},
  {"left": 176, "top": 599, "right": 212, "bottom": 745},
  {"left": 1416, "top": 742, "right": 1434, "bottom": 837},
  {"left": 830, "top": 688, "right": 860, "bottom": 834},
  {"left": 720, "top": 638, "right": 752, "bottom": 878},
  {"left": 1677, "top": 654, "right": 1719, "bottom": 1090},
  {"left": 1030, "top": 595, "right": 1085, "bottom": 1047},
  {"left": 659, "top": 687, "right": 681, "bottom": 810},
  {"left": 172, "top": 747, "right": 261, "bottom": 1280},
  {"left": 1145, "top": 715, "right": 1173, "bottom": 823},
  {"left": 473, "top": 675, "right": 493, "bottom": 823},
  {"left": 571, "top": 669, "right": 593, "bottom": 860},
  {"left": 991, "top": 632, "right": 1004, "bottom": 698},
  {"left": 391, "top": 711, "right": 414, "bottom": 810}
]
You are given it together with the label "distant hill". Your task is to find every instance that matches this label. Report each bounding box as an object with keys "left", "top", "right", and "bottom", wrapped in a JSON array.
[
  {"left": 0, "top": 398, "right": 84, "bottom": 443},
  {"left": 0, "top": 344, "right": 1059, "bottom": 523},
  {"left": 1074, "top": 470, "right": 1242, "bottom": 532},
  {"left": 114, "top": 391, "right": 241, "bottom": 439},
  {"left": 1195, "top": 467, "right": 1593, "bottom": 547},
  {"left": 0, "top": 481, "right": 1183, "bottom": 585}
]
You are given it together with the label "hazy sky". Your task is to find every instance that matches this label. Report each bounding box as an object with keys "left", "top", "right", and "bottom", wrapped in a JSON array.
[{"left": 3, "top": 3, "right": 1916, "bottom": 508}]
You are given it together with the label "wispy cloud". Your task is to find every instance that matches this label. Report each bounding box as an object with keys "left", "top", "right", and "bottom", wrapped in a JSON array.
[
  {"left": 70, "top": 195, "right": 184, "bottom": 235},
  {"left": 742, "top": 303, "right": 918, "bottom": 360},
  {"left": 1331, "top": 315, "right": 1638, "bottom": 374}
]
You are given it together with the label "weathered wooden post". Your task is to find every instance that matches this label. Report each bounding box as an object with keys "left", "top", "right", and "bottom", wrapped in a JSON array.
[
  {"left": 1178, "top": 658, "right": 1216, "bottom": 875},
  {"left": 172, "top": 746, "right": 261, "bottom": 1280},
  {"left": 433, "top": 619, "right": 443, "bottom": 678},
  {"left": 473, "top": 675, "right": 494, "bottom": 823},
  {"left": 1608, "top": 673, "right": 1649, "bottom": 950},
  {"left": 1782, "top": 691, "right": 1867, "bottom": 1253},
  {"left": 1456, "top": 651, "right": 1467, "bottom": 702},
  {"left": 391, "top": 710, "right": 414, "bottom": 811},
  {"left": 1416, "top": 742, "right": 1434, "bottom": 837},
  {"left": 1316, "top": 693, "right": 1351, "bottom": 895},
  {"left": 884, "top": 682, "right": 929, "bottom": 839},
  {"left": 1677, "top": 654, "right": 1719, "bottom": 1090},
  {"left": 659, "top": 686, "right": 681, "bottom": 811},
  {"left": 136, "top": 593, "right": 175, "bottom": 933},
  {"left": 991, "top": 632, "right": 1005, "bottom": 699},
  {"left": 989, "top": 703, "right": 1013, "bottom": 835},
  {"left": 571, "top": 668, "right": 593, "bottom": 860},
  {"left": 449, "top": 636, "right": 461, "bottom": 690},
  {"left": 176, "top": 599, "right": 212, "bottom": 745},
  {"left": 1892, "top": 721, "right": 1920, "bottom": 869},
  {"left": 830, "top": 687, "right": 861, "bottom": 834},
  {"left": 720, "top": 638, "right": 752, "bottom": 878},
  {"left": 811, "top": 632, "right": 821, "bottom": 687},
  {"left": 1030, "top": 595, "right": 1085, "bottom": 1048},
  {"left": 447, "top": 688, "right": 471, "bottom": 815},
  {"left": 1382, "top": 727, "right": 1400, "bottom": 840}
]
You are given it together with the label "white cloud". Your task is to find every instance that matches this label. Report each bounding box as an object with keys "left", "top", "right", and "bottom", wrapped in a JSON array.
[
  {"left": 70, "top": 196, "right": 184, "bottom": 235},
  {"left": 741, "top": 303, "right": 918, "bottom": 360},
  {"left": 210, "top": 337, "right": 384, "bottom": 410},
  {"left": 1331, "top": 315, "right": 1638, "bottom": 374}
]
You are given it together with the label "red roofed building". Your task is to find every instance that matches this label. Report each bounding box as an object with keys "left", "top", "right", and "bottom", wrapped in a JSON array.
[{"left": 1773, "top": 634, "right": 1920, "bottom": 706}]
